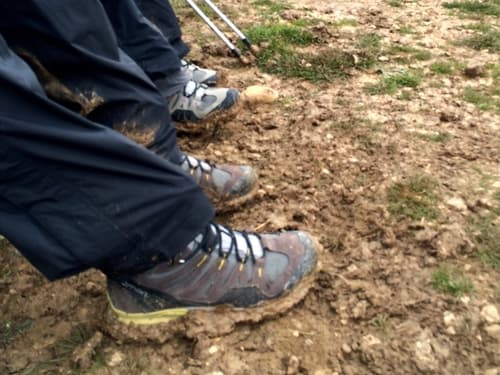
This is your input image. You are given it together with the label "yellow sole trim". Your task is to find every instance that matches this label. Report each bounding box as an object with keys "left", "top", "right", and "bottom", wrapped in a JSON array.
[{"left": 107, "top": 292, "right": 189, "bottom": 325}]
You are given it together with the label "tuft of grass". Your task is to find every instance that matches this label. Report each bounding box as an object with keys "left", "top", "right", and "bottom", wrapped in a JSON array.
[
  {"left": 387, "top": 174, "right": 438, "bottom": 220},
  {"left": 462, "top": 30, "right": 500, "bottom": 52},
  {"left": 473, "top": 215, "right": 500, "bottom": 268},
  {"left": 23, "top": 326, "right": 105, "bottom": 374},
  {"left": 431, "top": 265, "right": 475, "bottom": 297},
  {"left": 357, "top": 33, "right": 382, "bottom": 51},
  {"left": 246, "top": 24, "right": 315, "bottom": 45},
  {"left": 385, "top": 44, "right": 433, "bottom": 63},
  {"left": 464, "top": 23, "right": 492, "bottom": 32},
  {"left": 418, "top": 131, "right": 452, "bottom": 143},
  {"left": 1, "top": 318, "right": 34, "bottom": 348},
  {"left": 252, "top": 0, "right": 291, "bottom": 16},
  {"left": 333, "top": 18, "right": 358, "bottom": 27},
  {"left": 387, "top": 0, "right": 404, "bottom": 7},
  {"left": 400, "top": 25, "right": 415, "bottom": 34},
  {"left": 430, "top": 60, "right": 463, "bottom": 75},
  {"left": 365, "top": 71, "right": 422, "bottom": 95},
  {"left": 463, "top": 86, "right": 500, "bottom": 113},
  {"left": 443, "top": 0, "right": 500, "bottom": 17},
  {"left": 246, "top": 24, "right": 374, "bottom": 81}
]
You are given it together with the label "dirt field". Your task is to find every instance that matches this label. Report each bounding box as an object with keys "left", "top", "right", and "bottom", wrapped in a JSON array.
[{"left": 1, "top": 0, "right": 499, "bottom": 374}]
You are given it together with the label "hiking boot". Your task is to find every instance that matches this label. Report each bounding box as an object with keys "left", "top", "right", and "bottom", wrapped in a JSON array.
[
  {"left": 168, "top": 80, "right": 239, "bottom": 123},
  {"left": 106, "top": 223, "right": 318, "bottom": 325},
  {"left": 179, "top": 154, "right": 257, "bottom": 208},
  {"left": 181, "top": 60, "right": 217, "bottom": 86}
]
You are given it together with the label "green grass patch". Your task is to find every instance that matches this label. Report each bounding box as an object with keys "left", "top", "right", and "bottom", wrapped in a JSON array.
[
  {"left": 252, "top": 0, "right": 291, "bottom": 17},
  {"left": 431, "top": 265, "right": 475, "bottom": 297},
  {"left": 464, "top": 23, "right": 493, "bottom": 32},
  {"left": 333, "top": 18, "right": 358, "bottom": 27},
  {"left": 387, "top": 0, "right": 404, "bottom": 7},
  {"left": 246, "top": 24, "right": 316, "bottom": 45},
  {"left": 387, "top": 174, "right": 438, "bottom": 220},
  {"left": 400, "top": 25, "right": 415, "bottom": 34},
  {"left": 246, "top": 24, "right": 378, "bottom": 81},
  {"left": 418, "top": 131, "right": 452, "bottom": 143},
  {"left": 430, "top": 60, "right": 463, "bottom": 75},
  {"left": 474, "top": 215, "right": 500, "bottom": 268},
  {"left": 463, "top": 86, "right": 500, "bottom": 113},
  {"left": 443, "top": 0, "right": 500, "bottom": 17},
  {"left": 1, "top": 318, "right": 33, "bottom": 348},
  {"left": 385, "top": 44, "right": 433, "bottom": 62},
  {"left": 365, "top": 71, "right": 422, "bottom": 95},
  {"left": 23, "top": 326, "right": 105, "bottom": 374},
  {"left": 462, "top": 30, "right": 500, "bottom": 52}
]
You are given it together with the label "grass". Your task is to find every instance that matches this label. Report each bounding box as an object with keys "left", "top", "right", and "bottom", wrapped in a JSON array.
[
  {"left": 443, "top": 0, "right": 500, "bottom": 17},
  {"left": 385, "top": 44, "right": 433, "bottom": 63},
  {"left": 431, "top": 265, "right": 474, "bottom": 297},
  {"left": 400, "top": 25, "right": 415, "bottom": 34},
  {"left": 333, "top": 18, "right": 358, "bottom": 27},
  {"left": 252, "top": 0, "right": 291, "bottom": 17},
  {"left": 245, "top": 25, "right": 378, "bottom": 82},
  {"left": 463, "top": 86, "right": 500, "bottom": 113},
  {"left": 365, "top": 71, "right": 422, "bottom": 95},
  {"left": 1, "top": 318, "right": 34, "bottom": 348},
  {"left": 430, "top": 60, "right": 465, "bottom": 75},
  {"left": 387, "top": 174, "right": 439, "bottom": 220},
  {"left": 387, "top": 0, "right": 404, "bottom": 7},
  {"left": 23, "top": 326, "right": 105, "bottom": 375},
  {"left": 418, "top": 131, "right": 452, "bottom": 143},
  {"left": 473, "top": 214, "right": 500, "bottom": 268},
  {"left": 462, "top": 30, "right": 500, "bottom": 52}
]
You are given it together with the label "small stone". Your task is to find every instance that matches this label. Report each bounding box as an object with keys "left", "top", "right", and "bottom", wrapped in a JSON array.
[
  {"left": 107, "top": 351, "right": 125, "bottom": 367},
  {"left": 305, "top": 339, "right": 314, "bottom": 346},
  {"left": 443, "top": 311, "right": 458, "bottom": 327},
  {"left": 378, "top": 56, "right": 389, "bottom": 62},
  {"left": 446, "top": 197, "right": 468, "bottom": 212},
  {"left": 460, "top": 296, "right": 471, "bottom": 305},
  {"left": 485, "top": 325, "right": 500, "bottom": 340},
  {"left": 292, "top": 330, "right": 300, "bottom": 337},
  {"left": 206, "top": 372, "right": 224, "bottom": 375},
  {"left": 286, "top": 355, "right": 301, "bottom": 375},
  {"left": 208, "top": 345, "right": 219, "bottom": 354},
  {"left": 481, "top": 305, "right": 500, "bottom": 324},
  {"left": 446, "top": 326, "right": 456, "bottom": 335},
  {"left": 484, "top": 369, "right": 499, "bottom": 375},
  {"left": 415, "top": 228, "right": 438, "bottom": 243},
  {"left": 360, "top": 334, "right": 381, "bottom": 349},
  {"left": 342, "top": 343, "right": 352, "bottom": 354}
]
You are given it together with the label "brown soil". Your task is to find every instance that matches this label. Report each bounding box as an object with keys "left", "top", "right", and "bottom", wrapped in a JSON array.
[{"left": 1, "top": 1, "right": 499, "bottom": 374}]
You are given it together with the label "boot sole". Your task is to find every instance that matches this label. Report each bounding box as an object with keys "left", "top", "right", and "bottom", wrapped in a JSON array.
[{"left": 104, "top": 238, "right": 323, "bottom": 341}]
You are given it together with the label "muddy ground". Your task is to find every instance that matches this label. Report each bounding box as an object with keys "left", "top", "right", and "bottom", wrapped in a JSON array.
[{"left": 1, "top": 0, "right": 499, "bottom": 374}]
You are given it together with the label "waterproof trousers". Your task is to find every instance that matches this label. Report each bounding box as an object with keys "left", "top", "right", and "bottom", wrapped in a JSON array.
[{"left": 0, "top": 3, "right": 213, "bottom": 280}]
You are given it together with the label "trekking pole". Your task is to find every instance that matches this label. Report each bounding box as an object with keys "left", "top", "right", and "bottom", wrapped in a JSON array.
[
  {"left": 185, "top": 0, "right": 242, "bottom": 59},
  {"left": 201, "top": 0, "right": 258, "bottom": 54}
]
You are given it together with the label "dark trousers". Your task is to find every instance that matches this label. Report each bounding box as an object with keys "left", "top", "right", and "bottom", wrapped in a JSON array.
[
  {"left": 0, "top": 3, "right": 213, "bottom": 280},
  {"left": 100, "top": 0, "right": 190, "bottom": 81}
]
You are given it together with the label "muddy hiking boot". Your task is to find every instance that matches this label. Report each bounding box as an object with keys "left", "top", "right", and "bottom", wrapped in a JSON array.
[
  {"left": 107, "top": 223, "right": 319, "bottom": 325},
  {"left": 168, "top": 80, "right": 239, "bottom": 123},
  {"left": 181, "top": 60, "right": 217, "bottom": 86},
  {"left": 179, "top": 154, "right": 257, "bottom": 209}
]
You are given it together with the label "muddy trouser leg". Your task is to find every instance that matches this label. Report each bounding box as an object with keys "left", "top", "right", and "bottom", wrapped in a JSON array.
[
  {"left": 0, "top": 34, "right": 213, "bottom": 281},
  {"left": 0, "top": 0, "right": 181, "bottom": 161},
  {"left": 133, "top": 0, "right": 190, "bottom": 60}
]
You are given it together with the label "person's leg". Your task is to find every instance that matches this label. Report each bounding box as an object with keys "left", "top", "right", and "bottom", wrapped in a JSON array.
[
  {"left": 0, "top": 0, "right": 183, "bottom": 162},
  {"left": 0, "top": 33, "right": 213, "bottom": 280},
  {"left": 0, "top": 32, "right": 318, "bottom": 323},
  {"left": 134, "top": 0, "right": 189, "bottom": 60},
  {"left": 98, "top": 0, "right": 237, "bottom": 122},
  {"left": 0, "top": 0, "right": 255, "bottom": 205}
]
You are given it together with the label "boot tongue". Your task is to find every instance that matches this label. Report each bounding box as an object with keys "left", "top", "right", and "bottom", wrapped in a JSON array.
[{"left": 210, "top": 224, "right": 264, "bottom": 259}]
